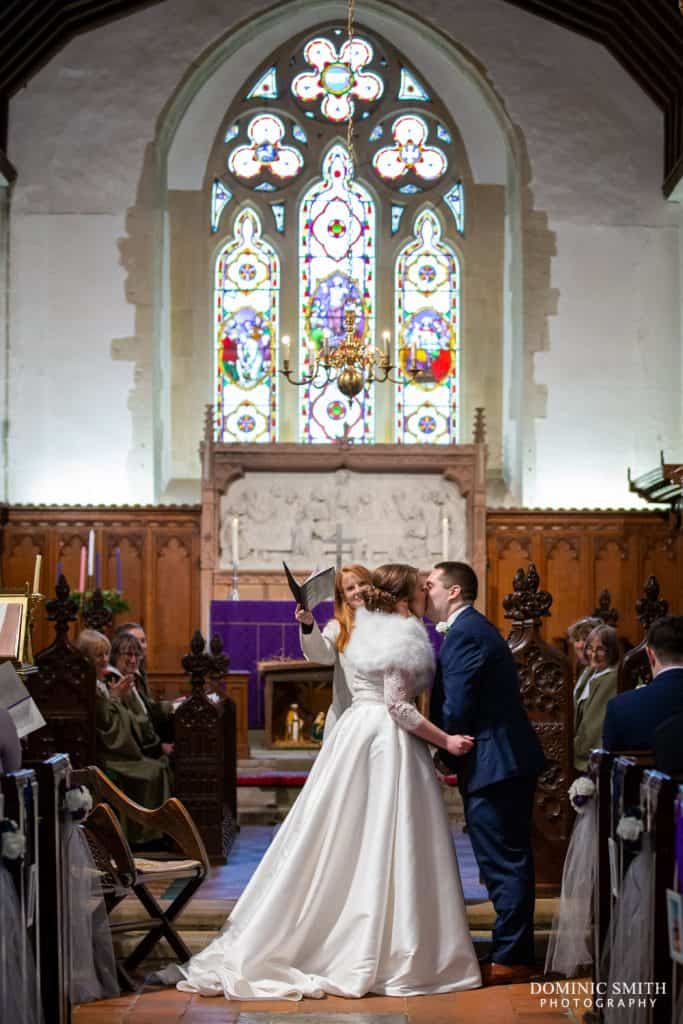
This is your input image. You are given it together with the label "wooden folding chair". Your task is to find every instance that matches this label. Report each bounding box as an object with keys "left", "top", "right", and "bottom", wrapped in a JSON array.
[{"left": 70, "top": 766, "right": 209, "bottom": 989}]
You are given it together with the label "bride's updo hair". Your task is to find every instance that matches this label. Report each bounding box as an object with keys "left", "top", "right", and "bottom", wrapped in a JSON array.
[{"left": 362, "top": 564, "right": 418, "bottom": 614}]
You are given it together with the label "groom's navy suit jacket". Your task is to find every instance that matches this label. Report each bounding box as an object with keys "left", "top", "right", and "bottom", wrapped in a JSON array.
[{"left": 430, "top": 605, "right": 545, "bottom": 794}]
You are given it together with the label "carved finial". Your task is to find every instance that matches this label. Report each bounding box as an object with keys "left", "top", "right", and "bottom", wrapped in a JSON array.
[
  {"left": 473, "top": 407, "right": 486, "bottom": 444},
  {"left": 635, "top": 575, "right": 668, "bottom": 631},
  {"left": 502, "top": 562, "right": 552, "bottom": 623},
  {"left": 209, "top": 632, "right": 230, "bottom": 679},
  {"left": 181, "top": 629, "right": 213, "bottom": 690},
  {"left": 45, "top": 574, "right": 79, "bottom": 642},
  {"left": 82, "top": 587, "right": 113, "bottom": 632},
  {"left": 593, "top": 588, "right": 619, "bottom": 627}
]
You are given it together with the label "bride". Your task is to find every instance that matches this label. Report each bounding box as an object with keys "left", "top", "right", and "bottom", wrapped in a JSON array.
[{"left": 167, "top": 564, "right": 482, "bottom": 999}]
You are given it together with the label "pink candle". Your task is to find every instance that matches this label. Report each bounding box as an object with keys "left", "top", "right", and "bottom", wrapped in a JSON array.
[{"left": 79, "top": 545, "right": 87, "bottom": 592}]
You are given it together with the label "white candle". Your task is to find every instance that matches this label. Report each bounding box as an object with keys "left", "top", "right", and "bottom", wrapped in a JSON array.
[
  {"left": 381, "top": 331, "right": 390, "bottom": 358},
  {"left": 32, "top": 554, "right": 42, "bottom": 594},
  {"left": 441, "top": 515, "right": 449, "bottom": 561},
  {"left": 282, "top": 334, "right": 290, "bottom": 365},
  {"left": 87, "top": 529, "right": 95, "bottom": 577},
  {"left": 231, "top": 515, "right": 239, "bottom": 565}
]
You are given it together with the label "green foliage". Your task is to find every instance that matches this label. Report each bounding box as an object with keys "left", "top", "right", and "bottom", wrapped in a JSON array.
[{"left": 71, "top": 590, "right": 130, "bottom": 614}]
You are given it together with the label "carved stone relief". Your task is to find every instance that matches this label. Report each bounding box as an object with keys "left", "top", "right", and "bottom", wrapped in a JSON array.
[{"left": 219, "top": 470, "right": 467, "bottom": 571}]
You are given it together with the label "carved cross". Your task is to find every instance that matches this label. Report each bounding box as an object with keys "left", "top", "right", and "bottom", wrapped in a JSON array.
[{"left": 321, "top": 523, "right": 358, "bottom": 570}]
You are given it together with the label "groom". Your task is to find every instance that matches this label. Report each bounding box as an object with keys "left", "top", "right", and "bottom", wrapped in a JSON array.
[{"left": 424, "top": 562, "right": 545, "bottom": 985}]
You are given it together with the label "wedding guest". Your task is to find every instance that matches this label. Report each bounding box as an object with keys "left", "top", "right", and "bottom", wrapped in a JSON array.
[
  {"left": 603, "top": 616, "right": 683, "bottom": 753},
  {"left": 78, "top": 630, "right": 172, "bottom": 831},
  {"left": 567, "top": 617, "right": 601, "bottom": 708},
  {"left": 295, "top": 563, "right": 372, "bottom": 741},
  {"left": 115, "top": 621, "right": 173, "bottom": 739},
  {"left": 574, "top": 624, "right": 619, "bottom": 771},
  {"left": 0, "top": 707, "right": 21, "bottom": 774}
]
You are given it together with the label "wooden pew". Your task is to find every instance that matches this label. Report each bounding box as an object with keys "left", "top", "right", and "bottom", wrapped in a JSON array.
[
  {"left": 0, "top": 766, "right": 42, "bottom": 1021},
  {"left": 503, "top": 563, "right": 573, "bottom": 894},
  {"left": 25, "top": 576, "right": 97, "bottom": 767},
  {"left": 173, "top": 630, "right": 237, "bottom": 863},
  {"left": 27, "top": 754, "right": 72, "bottom": 1024},
  {"left": 641, "top": 769, "right": 677, "bottom": 1024}
]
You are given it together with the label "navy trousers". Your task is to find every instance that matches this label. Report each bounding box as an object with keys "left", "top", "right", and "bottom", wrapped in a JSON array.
[{"left": 462, "top": 775, "right": 537, "bottom": 965}]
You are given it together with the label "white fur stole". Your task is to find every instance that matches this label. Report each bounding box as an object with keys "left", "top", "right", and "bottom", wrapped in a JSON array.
[{"left": 346, "top": 607, "right": 435, "bottom": 692}]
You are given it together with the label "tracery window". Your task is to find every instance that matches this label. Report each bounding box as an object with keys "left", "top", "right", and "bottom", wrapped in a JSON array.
[{"left": 210, "top": 26, "right": 465, "bottom": 445}]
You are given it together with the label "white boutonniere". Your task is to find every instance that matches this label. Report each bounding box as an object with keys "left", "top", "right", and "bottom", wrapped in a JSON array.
[
  {"left": 1, "top": 819, "right": 26, "bottom": 861},
  {"left": 435, "top": 621, "right": 450, "bottom": 635},
  {"left": 616, "top": 813, "right": 644, "bottom": 844},
  {"left": 64, "top": 785, "right": 93, "bottom": 821},
  {"left": 568, "top": 776, "right": 596, "bottom": 813}
]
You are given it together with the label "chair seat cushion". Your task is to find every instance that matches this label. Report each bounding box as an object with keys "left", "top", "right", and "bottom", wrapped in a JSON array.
[{"left": 133, "top": 857, "right": 202, "bottom": 877}]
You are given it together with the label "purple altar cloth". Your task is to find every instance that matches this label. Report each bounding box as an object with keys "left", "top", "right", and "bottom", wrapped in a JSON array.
[
  {"left": 211, "top": 600, "right": 334, "bottom": 728},
  {"left": 211, "top": 600, "right": 444, "bottom": 729}
]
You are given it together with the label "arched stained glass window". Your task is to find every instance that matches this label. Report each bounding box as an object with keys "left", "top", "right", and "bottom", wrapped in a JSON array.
[
  {"left": 215, "top": 209, "right": 279, "bottom": 442},
  {"left": 395, "top": 210, "right": 459, "bottom": 444},
  {"left": 209, "top": 25, "right": 467, "bottom": 445},
  {"left": 299, "top": 144, "right": 375, "bottom": 443}
]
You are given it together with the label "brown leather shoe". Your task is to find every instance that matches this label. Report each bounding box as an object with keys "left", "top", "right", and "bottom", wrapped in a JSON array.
[{"left": 480, "top": 962, "right": 539, "bottom": 987}]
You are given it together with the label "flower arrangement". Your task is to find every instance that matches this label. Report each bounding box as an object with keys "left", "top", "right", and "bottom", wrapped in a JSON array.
[
  {"left": 64, "top": 785, "right": 94, "bottom": 821},
  {"left": 616, "top": 809, "right": 644, "bottom": 844},
  {"left": 0, "top": 818, "right": 26, "bottom": 861},
  {"left": 71, "top": 590, "right": 130, "bottom": 614},
  {"left": 568, "top": 775, "right": 596, "bottom": 813}
]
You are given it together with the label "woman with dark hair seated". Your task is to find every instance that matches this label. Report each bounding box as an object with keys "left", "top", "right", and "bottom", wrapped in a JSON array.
[{"left": 574, "top": 624, "right": 620, "bottom": 771}]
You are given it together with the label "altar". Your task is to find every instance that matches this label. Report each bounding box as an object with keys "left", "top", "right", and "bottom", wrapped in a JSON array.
[
  {"left": 211, "top": 599, "right": 333, "bottom": 727},
  {"left": 199, "top": 431, "right": 487, "bottom": 628}
]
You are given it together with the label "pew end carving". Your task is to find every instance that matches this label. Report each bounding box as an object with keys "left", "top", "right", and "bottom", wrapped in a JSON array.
[
  {"left": 24, "top": 576, "right": 97, "bottom": 767},
  {"left": 503, "top": 563, "right": 572, "bottom": 893},
  {"left": 618, "top": 576, "right": 669, "bottom": 693}
]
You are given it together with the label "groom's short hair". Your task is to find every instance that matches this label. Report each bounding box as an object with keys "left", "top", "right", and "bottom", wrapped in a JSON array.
[{"left": 434, "top": 562, "right": 478, "bottom": 603}]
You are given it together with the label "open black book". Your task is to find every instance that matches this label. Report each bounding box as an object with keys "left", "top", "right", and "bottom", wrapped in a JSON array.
[{"left": 283, "top": 562, "right": 335, "bottom": 611}]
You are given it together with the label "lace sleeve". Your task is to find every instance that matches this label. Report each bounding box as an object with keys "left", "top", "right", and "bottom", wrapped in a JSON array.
[{"left": 384, "top": 667, "right": 425, "bottom": 733}]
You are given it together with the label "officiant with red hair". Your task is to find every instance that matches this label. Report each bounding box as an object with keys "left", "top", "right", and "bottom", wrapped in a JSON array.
[{"left": 296, "top": 563, "right": 371, "bottom": 742}]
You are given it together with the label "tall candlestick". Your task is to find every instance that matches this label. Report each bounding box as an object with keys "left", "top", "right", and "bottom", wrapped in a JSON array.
[
  {"left": 231, "top": 515, "right": 239, "bottom": 565},
  {"left": 441, "top": 514, "right": 449, "bottom": 561},
  {"left": 79, "top": 546, "right": 87, "bottom": 592},
  {"left": 87, "top": 529, "right": 95, "bottom": 578},
  {"left": 32, "top": 554, "right": 42, "bottom": 594},
  {"left": 115, "top": 547, "right": 122, "bottom": 592}
]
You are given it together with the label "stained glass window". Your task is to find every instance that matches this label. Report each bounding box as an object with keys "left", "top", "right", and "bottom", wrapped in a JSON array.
[
  {"left": 228, "top": 114, "right": 303, "bottom": 184},
  {"left": 372, "top": 114, "right": 447, "bottom": 183},
  {"left": 395, "top": 210, "right": 459, "bottom": 444},
  {"left": 211, "top": 180, "right": 232, "bottom": 233},
  {"left": 215, "top": 209, "right": 279, "bottom": 443},
  {"left": 291, "top": 36, "right": 383, "bottom": 122},
  {"left": 211, "top": 27, "right": 465, "bottom": 447},
  {"left": 247, "top": 66, "right": 278, "bottom": 100},
  {"left": 298, "top": 144, "right": 375, "bottom": 443}
]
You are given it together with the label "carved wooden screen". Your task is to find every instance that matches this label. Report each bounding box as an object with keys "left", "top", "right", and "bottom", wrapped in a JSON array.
[{"left": 503, "top": 564, "right": 573, "bottom": 894}]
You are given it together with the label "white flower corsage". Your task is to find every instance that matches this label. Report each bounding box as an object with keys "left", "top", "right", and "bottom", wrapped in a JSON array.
[
  {"left": 435, "top": 622, "right": 450, "bottom": 635},
  {"left": 568, "top": 776, "right": 596, "bottom": 813},
  {"left": 616, "top": 813, "right": 644, "bottom": 843},
  {"left": 64, "top": 785, "right": 93, "bottom": 821},
  {"left": 1, "top": 819, "right": 26, "bottom": 861}
]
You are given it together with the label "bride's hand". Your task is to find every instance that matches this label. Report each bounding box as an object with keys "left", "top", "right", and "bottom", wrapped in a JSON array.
[
  {"left": 445, "top": 733, "right": 475, "bottom": 757},
  {"left": 295, "top": 605, "right": 314, "bottom": 626}
]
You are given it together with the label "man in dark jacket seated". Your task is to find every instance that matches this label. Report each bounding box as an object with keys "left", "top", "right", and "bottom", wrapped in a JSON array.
[
  {"left": 602, "top": 616, "right": 683, "bottom": 752},
  {"left": 653, "top": 711, "right": 683, "bottom": 775}
]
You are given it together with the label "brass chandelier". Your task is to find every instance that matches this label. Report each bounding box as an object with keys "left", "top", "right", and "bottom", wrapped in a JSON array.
[{"left": 279, "top": 0, "right": 426, "bottom": 403}]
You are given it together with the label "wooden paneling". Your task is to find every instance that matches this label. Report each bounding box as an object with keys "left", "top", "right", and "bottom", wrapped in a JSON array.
[
  {"left": 487, "top": 510, "right": 682, "bottom": 645},
  {"left": 1, "top": 506, "right": 200, "bottom": 699}
]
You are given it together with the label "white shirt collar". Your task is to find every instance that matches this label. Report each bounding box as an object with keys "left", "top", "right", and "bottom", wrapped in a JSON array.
[{"left": 435, "top": 604, "right": 471, "bottom": 633}]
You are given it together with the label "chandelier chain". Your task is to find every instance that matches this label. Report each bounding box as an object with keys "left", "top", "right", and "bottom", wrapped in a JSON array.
[{"left": 346, "top": 0, "right": 356, "bottom": 171}]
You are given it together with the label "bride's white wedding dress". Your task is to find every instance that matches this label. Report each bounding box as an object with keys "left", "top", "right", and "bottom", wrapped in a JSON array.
[{"left": 172, "top": 608, "right": 481, "bottom": 1000}]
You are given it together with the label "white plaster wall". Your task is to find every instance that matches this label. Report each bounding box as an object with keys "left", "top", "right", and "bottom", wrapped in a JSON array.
[
  {"left": 5, "top": 0, "right": 682, "bottom": 506},
  {"left": 532, "top": 223, "right": 681, "bottom": 508},
  {"left": 8, "top": 215, "right": 141, "bottom": 503}
]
